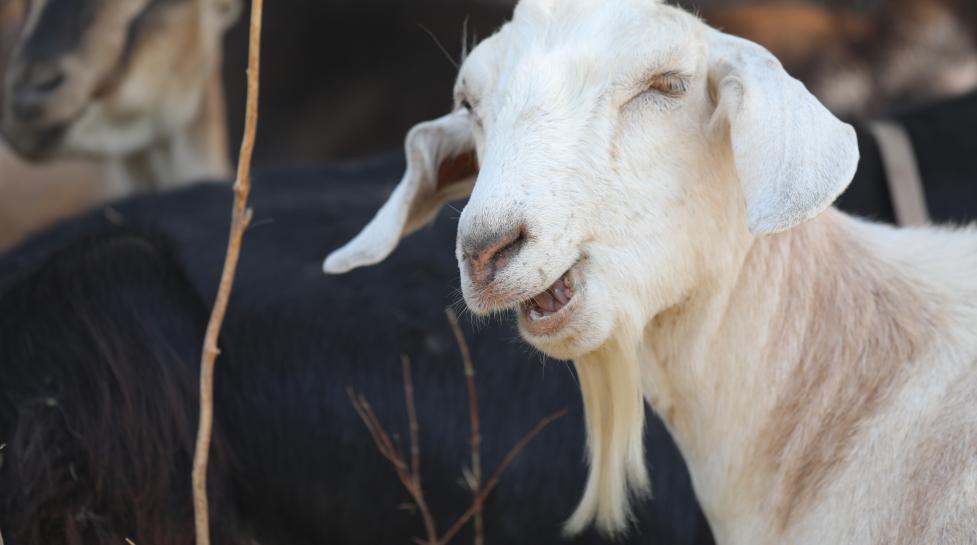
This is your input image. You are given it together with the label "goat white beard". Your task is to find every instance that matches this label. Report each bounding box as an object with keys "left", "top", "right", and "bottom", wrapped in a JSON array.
[{"left": 565, "top": 333, "right": 650, "bottom": 536}]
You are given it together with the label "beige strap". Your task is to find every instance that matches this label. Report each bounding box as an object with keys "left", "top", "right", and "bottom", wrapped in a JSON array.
[{"left": 868, "top": 120, "right": 930, "bottom": 226}]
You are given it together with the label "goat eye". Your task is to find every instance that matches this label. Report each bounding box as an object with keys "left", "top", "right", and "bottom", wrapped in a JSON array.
[
  {"left": 460, "top": 98, "right": 474, "bottom": 111},
  {"left": 647, "top": 73, "right": 688, "bottom": 98}
]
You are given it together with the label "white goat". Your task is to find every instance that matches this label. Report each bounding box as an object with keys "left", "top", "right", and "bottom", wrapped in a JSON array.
[{"left": 325, "top": 1, "right": 977, "bottom": 544}]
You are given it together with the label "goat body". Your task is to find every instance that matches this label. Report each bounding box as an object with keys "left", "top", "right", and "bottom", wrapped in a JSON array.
[{"left": 644, "top": 210, "right": 977, "bottom": 545}]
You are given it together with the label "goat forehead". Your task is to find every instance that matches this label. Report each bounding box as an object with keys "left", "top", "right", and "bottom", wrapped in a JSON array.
[
  {"left": 515, "top": 0, "right": 660, "bottom": 26},
  {"left": 510, "top": 0, "right": 690, "bottom": 47},
  {"left": 464, "top": 0, "right": 702, "bottom": 104}
]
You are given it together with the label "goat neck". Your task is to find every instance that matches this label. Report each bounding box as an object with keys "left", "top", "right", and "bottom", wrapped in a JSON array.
[{"left": 639, "top": 209, "right": 977, "bottom": 545}]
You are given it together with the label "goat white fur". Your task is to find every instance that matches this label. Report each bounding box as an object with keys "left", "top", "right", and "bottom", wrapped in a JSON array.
[{"left": 325, "top": 1, "right": 977, "bottom": 543}]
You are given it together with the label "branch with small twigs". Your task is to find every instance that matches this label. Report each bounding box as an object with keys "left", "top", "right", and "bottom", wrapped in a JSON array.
[
  {"left": 348, "top": 357, "right": 438, "bottom": 541},
  {"left": 190, "top": 0, "right": 262, "bottom": 544},
  {"left": 348, "top": 311, "right": 567, "bottom": 545}
]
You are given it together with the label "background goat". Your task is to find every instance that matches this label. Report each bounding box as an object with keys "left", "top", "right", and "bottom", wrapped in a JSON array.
[
  {"left": 0, "top": 0, "right": 237, "bottom": 189},
  {"left": 0, "top": 0, "right": 238, "bottom": 250}
]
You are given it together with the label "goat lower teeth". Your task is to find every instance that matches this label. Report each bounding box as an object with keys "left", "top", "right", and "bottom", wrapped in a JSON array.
[{"left": 530, "top": 309, "right": 544, "bottom": 320}]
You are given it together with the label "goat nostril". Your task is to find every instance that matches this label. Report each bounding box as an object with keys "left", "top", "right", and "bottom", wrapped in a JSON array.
[
  {"left": 494, "top": 229, "right": 525, "bottom": 263},
  {"left": 466, "top": 226, "right": 527, "bottom": 282}
]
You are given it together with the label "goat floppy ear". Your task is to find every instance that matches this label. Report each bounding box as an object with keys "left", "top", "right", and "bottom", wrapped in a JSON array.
[
  {"left": 324, "top": 111, "right": 478, "bottom": 274},
  {"left": 707, "top": 30, "right": 858, "bottom": 234}
]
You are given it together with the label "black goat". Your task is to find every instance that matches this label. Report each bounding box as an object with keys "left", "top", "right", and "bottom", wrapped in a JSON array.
[
  {"left": 0, "top": 231, "right": 242, "bottom": 545},
  {"left": 839, "top": 89, "right": 977, "bottom": 224},
  {"left": 0, "top": 160, "right": 712, "bottom": 545}
]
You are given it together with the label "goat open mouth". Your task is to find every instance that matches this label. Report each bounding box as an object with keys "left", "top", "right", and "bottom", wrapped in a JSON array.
[
  {"left": 525, "top": 271, "right": 574, "bottom": 319},
  {"left": 519, "top": 265, "right": 580, "bottom": 336}
]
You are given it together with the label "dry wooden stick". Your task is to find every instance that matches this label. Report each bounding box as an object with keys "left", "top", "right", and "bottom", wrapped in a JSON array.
[
  {"left": 444, "top": 308, "right": 483, "bottom": 545},
  {"left": 190, "top": 0, "right": 262, "bottom": 543}
]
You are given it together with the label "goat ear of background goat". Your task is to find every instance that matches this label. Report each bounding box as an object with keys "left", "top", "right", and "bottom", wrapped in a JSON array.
[
  {"left": 707, "top": 30, "right": 859, "bottom": 234},
  {"left": 323, "top": 111, "right": 477, "bottom": 274}
]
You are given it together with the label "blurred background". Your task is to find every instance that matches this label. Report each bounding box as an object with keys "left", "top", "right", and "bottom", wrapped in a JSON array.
[{"left": 0, "top": 0, "right": 975, "bottom": 248}]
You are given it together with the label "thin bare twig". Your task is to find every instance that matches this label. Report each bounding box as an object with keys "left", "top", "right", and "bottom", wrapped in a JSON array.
[
  {"left": 191, "top": 0, "right": 262, "bottom": 544},
  {"left": 400, "top": 357, "right": 439, "bottom": 541},
  {"left": 350, "top": 314, "right": 568, "bottom": 545},
  {"left": 348, "top": 358, "right": 438, "bottom": 543},
  {"left": 403, "top": 355, "right": 421, "bottom": 479},
  {"left": 437, "top": 409, "right": 567, "bottom": 545},
  {"left": 445, "top": 308, "right": 483, "bottom": 545},
  {"left": 348, "top": 390, "right": 406, "bottom": 470}
]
